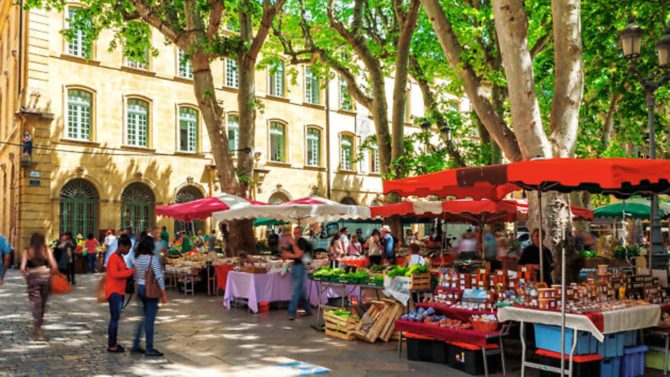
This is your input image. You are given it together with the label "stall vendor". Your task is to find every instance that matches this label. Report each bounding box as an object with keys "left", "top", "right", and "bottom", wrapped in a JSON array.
[
  {"left": 405, "top": 243, "right": 426, "bottom": 266},
  {"left": 518, "top": 228, "right": 554, "bottom": 285},
  {"left": 179, "top": 232, "right": 194, "bottom": 254}
]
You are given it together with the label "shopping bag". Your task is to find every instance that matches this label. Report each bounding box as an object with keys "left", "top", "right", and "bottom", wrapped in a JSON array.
[
  {"left": 96, "top": 275, "right": 106, "bottom": 302},
  {"left": 145, "top": 256, "right": 162, "bottom": 299},
  {"left": 50, "top": 273, "right": 72, "bottom": 294}
]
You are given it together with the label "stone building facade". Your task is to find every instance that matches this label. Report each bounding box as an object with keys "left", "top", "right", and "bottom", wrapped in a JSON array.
[{"left": 0, "top": 3, "right": 462, "bottom": 252}]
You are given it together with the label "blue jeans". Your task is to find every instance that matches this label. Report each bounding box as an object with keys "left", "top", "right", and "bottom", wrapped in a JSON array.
[
  {"left": 108, "top": 293, "right": 124, "bottom": 347},
  {"left": 87, "top": 253, "right": 97, "bottom": 273},
  {"left": 133, "top": 285, "right": 159, "bottom": 352},
  {"left": 288, "top": 264, "right": 311, "bottom": 317}
]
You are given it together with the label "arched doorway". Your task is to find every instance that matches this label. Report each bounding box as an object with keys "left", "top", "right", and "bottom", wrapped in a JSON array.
[
  {"left": 174, "top": 186, "right": 205, "bottom": 235},
  {"left": 121, "top": 182, "right": 155, "bottom": 234},
  {"left": 268, "top": 191, "right": 290, "bottom": 204},
  {"left": 60, "top": 179, "right": 99, "bottom": 237},
  {"left": 340, "top": 196, "right": 357, "bottom": 205}
]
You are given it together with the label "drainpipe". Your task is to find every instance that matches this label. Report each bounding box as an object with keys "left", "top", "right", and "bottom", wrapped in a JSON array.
[
  {"left": 18, "top": 0, "right": 24, "bottom": 98},
  {"left": 325, "top": 80, "right": 331, "bottom": 200}
]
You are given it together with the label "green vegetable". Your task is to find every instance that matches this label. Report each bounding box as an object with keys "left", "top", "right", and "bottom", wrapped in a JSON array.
[
  {"left": 330, "top": 309, "right": 357, "bottom": 318},
  {"left": 405, "top": 264, "right": 428, "bottom": 276},
  {"left": 387, "top": 266, "right": 409, "bottom": 278}
]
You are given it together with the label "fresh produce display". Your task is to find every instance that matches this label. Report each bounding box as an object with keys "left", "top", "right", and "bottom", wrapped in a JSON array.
[
  {"left": 370, "top": 275, "right": 384, "bottom": 286},
  {"left": 312, "top": 267, "right": 345, "bottom": 281},
  {"left": 330, "top": 309, "right": 358, "bottom": 319},
  {"left": 470, "top": 314, "right": 499, "bottom": 332},
  {"left": 399, "top": 307, "right": 473, "bottom": 330},
  {"left": 369, "top": 265, "right": 386, "bottom": 272},
  {"left": 387, "top": 264, "right": 429, "bottom": 278}
]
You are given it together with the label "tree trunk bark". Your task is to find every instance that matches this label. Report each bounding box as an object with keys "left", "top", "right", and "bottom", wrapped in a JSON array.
[
  {"left": 492, "top": 0, "right": 551, "bottom": 160},
  {"left": 370, "top": 71, "right": 393, "bottom": 176},
  {"left": 420, "top": 0, "right": 523, "bottom": 162},
  {"left": 549, "top": 0, "right": 583, "bottom": 158}
]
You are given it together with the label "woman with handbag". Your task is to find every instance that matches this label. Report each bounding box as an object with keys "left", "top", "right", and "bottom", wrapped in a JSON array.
[
  {"left": 104, "top": 234, "right": 135, "bottom": 353},
  {"left": 20, "top": 232, "right": 58, "bottom": 340},
  {"left": 132, "top": 236, "right": 167, "bottom": 357}
]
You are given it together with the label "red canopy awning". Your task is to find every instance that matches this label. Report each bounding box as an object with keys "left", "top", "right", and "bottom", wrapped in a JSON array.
[
  {"left": 156, "top": 193, "right": 266, "bottom": 221},
  {"left": 384, "top": 158, "right": 670, "bottom": 198},
  {"left": 512, "top": 199, "right": 594, "bottom": 221}
]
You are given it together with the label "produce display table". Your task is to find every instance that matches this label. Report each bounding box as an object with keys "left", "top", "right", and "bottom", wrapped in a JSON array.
[
  {"left": 395, "top": 319, "right": 509, "bottom": 377},
  {"left": 306, "top": 280, "right": 362, "bottom": 307},
  {"left": 498, "top": 305, "right": 661, "bottom": 377},
  {"left": 223, "top": 271, "right": 294, "bottom": 313},
  {"left": 417, "top": 302, "right": 494, "bottom": 323}
]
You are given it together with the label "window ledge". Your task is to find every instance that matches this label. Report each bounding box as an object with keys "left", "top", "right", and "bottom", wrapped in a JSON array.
[
  {"left": 266, "top": 161, "right": 291, "bottom": 168},
  {"left": 337, "top": 169, "right": 357, "bottom": 175},
  {"left": 59, "top": 138, "right": 99, "bottom": 147},
  {"left": 59, "top": 54, "right": 101, "bottom": 65},
  {"left": 302, "top": 102, "right": 325, "bottom": 110},
  {"left": 120, "top": 145, "right": 156, "bottom": 153},
  {"left": 368, "top": 172, "right": 381, "bottom": 177},
  {"left": 173, "top": 76, "right": 193, "bottom": 83},
  {"left": 222, "top": 85, "right": 239, "bottom": 92},
  {"left": 337, "top": 109, "right": 357, "bottom": 115},
  {"left": 265, "top": 95, "right": 290, "bottom": 103},
  {"left": 174, "top": 151, "right": 206, "bottom": 158},
  {"left": 120, "top": 66, "right": 156, "bottom": 76},
  {"left": 303, "top": 165, "right": 326, "bottom": 172}
]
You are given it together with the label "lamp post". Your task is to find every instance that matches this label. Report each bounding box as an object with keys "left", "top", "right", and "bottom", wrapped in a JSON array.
[{"left": 618, "top": 18, "right": 670, "bottom": 270}]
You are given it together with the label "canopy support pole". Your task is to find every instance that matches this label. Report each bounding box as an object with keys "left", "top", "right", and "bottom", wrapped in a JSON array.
[
  {"left": 539, "top": 191, "right": 544, "bottom": 283},
  {"left": 560, "top": 227, "right": 567, "bottom": 375}
]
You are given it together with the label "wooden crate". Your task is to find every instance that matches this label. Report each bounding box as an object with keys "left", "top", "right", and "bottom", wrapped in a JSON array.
[
  {"left": 351, "top": 299, "right": 403, "bottom": 343},
  {"left": 324, "top": 310, "right": 359, "bottom": 341},
  {"left": 410, "top": 272, "right": 431, "bottom": 290}
]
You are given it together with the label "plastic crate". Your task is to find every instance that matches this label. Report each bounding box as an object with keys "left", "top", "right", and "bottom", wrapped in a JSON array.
[
  {"left": 446, "top": 341, "right": 500, "bottom": 375},
  {"left": 405, "top": 333, "right": 448, "bottom": 364},
  {"left": 533, "top": 348, "right": 602, "bottom": 377},
  {"left": 600, "top": 357, "right": 621, "bottom": 377},
  {"left": 596, "top": 333, "right": 625, "bottom": 358},
  {"left": 534, "top": 324, "right": 596, "bottom": 355},
  {"left": 620, "top": 345, "right": 647, "bottom": 377},
  {"left": 646, "top": 350, "right": 670, "bottom": 372},
  {"left": 623, "top": 331, "right": 637, "bottom": 347}
]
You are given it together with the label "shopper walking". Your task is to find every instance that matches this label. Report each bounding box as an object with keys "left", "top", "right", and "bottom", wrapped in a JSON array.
[
  {"left": 0, "top": 233, "right": 12, "bottom": 287},
  {"left": 103, "top": 230, "right": 118, "bottom": 268},
  {"left": 54, "top": 233, "right": 75, "bottom": 283},
  {"left": 381, "top": 225, "right": 395, "bottom": 264},
  {"left": 282, "top": 227, "right": 313, "bottom": 320},
  {"left": 365, "top": 229, "right": 383, "bottom": 266},
  {"left": 65, "top": 232, "right": 77, "bottom": 285},
  {"left": 84, "top": 233, "right": 99, "bottom": 273},
  {"left": 105, "top": 234, "right": 135, "bottom": 352},
  {"left": 132, "top": 236, "right": 167, "bottom": 357},
  {"left": 20, "top": 232, "right": 58, "bottom": 340}
]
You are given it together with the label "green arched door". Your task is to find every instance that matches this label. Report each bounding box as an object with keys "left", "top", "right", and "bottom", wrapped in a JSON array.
[
  {"left": 60, "top": 179, "right": 99, "bottom": 237},
  {"left": 121, "top": 182, "right": 155, "bottom": 234}
]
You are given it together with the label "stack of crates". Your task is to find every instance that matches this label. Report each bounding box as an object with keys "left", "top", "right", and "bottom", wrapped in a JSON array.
[{"left": 534, "top": 325, "right": 645, "bottom": 377}]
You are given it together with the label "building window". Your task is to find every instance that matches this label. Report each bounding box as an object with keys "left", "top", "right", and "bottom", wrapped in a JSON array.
[
  {"left": 60, "top": 179, "right": 99, "bottom": 237},
  {"left": 126, "top": 47, "right": 150, "bottom": 70},
  {"left": 305, "top": 67, "right": 319, "bottom": 104},
  {"left": 340, "top": 134, "right": 354, "bottom": 171},
  {"left": 121, "top": 182, "right": 155, "bottom": 234},
  {"left": 268, "top": 191, "right": 289, "bottom": 204},
  {"left": 306, "top": 127, "right": 321, "bottom": 167},
  {"left": 340, "top": 78, "right": 353, "bottom": 111},
  {"left": 225, "top": 59, "right": 239, "bottom": 88},
  {"left": 340, "top": 197, "right": 357, "bottom": 205},
  {"left": 227, "top": 114, "right": 239, "bottom": 151},
  {"left": 369, "top": 142, "right": 380, "bottom": 173},
  {"left": 270, "top": 121, "right": 286, "bottom": 162},
  {"left": 66, "top": 8, "right": 91, "bottom": 57},
  {"left": 67, "top": 89, "right": 92, "bottom": 141},
  {"left": 174, "top": 186, "right": 205, "bottom": 234},
  {"left": 269, "top": 60, "right": 285, "bottom": 97},
  {"left": 177, "top": 49, "right": 192, "bottom": 79},
  {"left": 178, "top": 107, "right": 199, "bottom": 152},
  {"left": 126, "top": 99, "right": 149, "bottom": 147}
]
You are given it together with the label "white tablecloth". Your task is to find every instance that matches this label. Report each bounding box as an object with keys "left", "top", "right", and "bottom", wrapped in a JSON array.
[{"left": 498, "top": 305, "right": 661, "bottom": 342}]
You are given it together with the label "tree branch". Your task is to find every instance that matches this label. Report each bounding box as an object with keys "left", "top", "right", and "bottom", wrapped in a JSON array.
[
  {"left": 248, "top": 0, "right": 287, "bottom": 60},
  {"left": 530, "top": 30, "right": 552, "bottom": 59},
  {"left": 207, "top": 0, "right": 224, "bottom": 39}
]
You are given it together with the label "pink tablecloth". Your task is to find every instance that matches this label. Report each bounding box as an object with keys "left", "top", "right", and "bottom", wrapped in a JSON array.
[
  {"left": 223, "top": 271, "right": 294, "bottom": 313},
  {"left": 306, "top": 280, "right": 362, "bottom": 306}
]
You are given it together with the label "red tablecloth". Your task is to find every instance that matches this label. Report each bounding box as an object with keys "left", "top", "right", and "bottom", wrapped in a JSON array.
[
  {"left": 215, "top": 264, "right": 235, "bottom": 290},
  {"left": 417, "top": 302, "right": 495, "bottom": 323},
  {"left": 338, "top": 258, "right": 370, "bottom": 268},
  {"left": 395, "top": 319, "right": 500, "bottom": 347}
]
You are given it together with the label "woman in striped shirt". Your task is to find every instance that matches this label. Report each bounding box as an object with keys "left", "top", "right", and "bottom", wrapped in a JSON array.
[{"left": 131, "top": 236, "right": 167, "bottom": 357}]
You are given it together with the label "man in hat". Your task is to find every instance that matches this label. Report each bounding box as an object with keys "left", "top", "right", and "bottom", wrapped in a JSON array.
[{"left": 381, "top": 225, "right": 395, "bottom": 265}]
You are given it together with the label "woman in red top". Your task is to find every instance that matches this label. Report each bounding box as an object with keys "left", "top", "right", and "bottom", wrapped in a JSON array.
[
  {"left": 104, "top": 234, "right": 134, "bottom": 353},
  {"left": 84, "top": 233, "right": 99, "bottom": 273}
]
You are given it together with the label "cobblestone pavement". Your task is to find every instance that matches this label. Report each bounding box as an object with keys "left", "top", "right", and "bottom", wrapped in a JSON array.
[{"left": 0, "top": 270, "right": 665, "bottom": 377}]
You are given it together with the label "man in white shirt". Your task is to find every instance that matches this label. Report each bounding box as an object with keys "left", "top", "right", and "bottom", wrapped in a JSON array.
[{"left": 103, "top": 229, "right": 118, "bottom": 268}]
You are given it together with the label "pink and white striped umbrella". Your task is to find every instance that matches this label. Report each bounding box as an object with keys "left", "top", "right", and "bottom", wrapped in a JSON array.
[{"left": 156, "top": 192, "right": 266, "bottom": 221}]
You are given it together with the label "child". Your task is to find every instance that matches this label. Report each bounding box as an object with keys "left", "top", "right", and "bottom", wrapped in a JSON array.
[{"left": 406, "top": 243, "right": 426, "bottom": 267}]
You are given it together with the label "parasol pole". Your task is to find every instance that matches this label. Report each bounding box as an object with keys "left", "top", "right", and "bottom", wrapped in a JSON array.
[
  {"left": 560, "top": 226, "right": 567, "bottom": 375},
  {"left": 539, "top": 190, "right": 544, "bottom": 283}
]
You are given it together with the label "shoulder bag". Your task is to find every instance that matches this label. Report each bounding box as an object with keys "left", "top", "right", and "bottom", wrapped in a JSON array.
[{"left": 144, "top": 256, "right": 162, "bottom": 299}]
